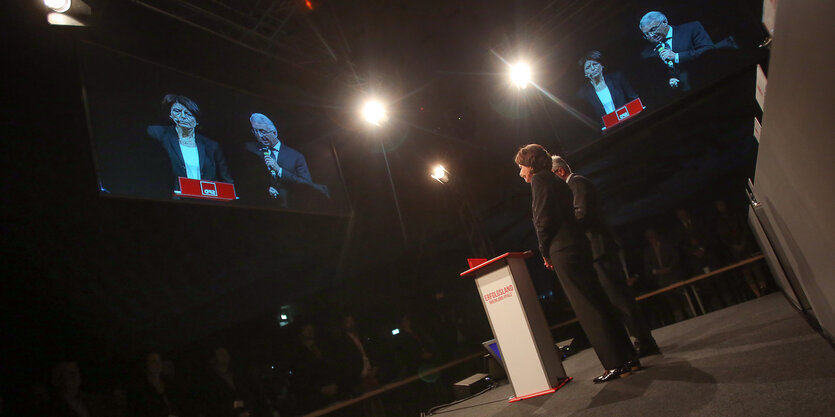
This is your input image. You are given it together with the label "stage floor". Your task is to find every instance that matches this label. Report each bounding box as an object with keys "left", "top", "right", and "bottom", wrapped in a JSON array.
[{"left": 433, "top": 293, "right": 835, "bottom": 417}]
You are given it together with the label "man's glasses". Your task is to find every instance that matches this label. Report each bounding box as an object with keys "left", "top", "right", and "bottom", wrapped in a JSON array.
[
  {"left": 642, "top": 22, "right": 664, "bottom": 39},
  {"left": 252, "top": 128, "right": 276, "bottom": 137}
]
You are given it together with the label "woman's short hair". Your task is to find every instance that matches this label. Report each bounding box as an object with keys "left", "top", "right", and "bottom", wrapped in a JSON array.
[
  {"left": 514, "top": 144, "right": 552, "bottom": 172},
  {"left": 578, "top": 50, "right": 603, "bottom": 69},
  {"left": 161, "top": 94, "right": 200, "bottom": 120}
]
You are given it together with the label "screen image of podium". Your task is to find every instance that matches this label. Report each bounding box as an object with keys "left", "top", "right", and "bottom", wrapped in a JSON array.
[{"left": 461, "top": 252, "right": 568, "bottom": 401}]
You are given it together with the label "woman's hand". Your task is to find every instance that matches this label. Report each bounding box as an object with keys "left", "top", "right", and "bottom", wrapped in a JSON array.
[{"left": 543, "top": 257, "right": 554, "bottom": 270}]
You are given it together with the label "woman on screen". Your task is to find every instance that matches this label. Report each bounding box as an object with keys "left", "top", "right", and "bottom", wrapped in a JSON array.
[
  {"left": 146, "top": 94, "right": 233, "bottom": 189},
  {"left": 576, "top": 51, "right": 639, "bottom": 122}
]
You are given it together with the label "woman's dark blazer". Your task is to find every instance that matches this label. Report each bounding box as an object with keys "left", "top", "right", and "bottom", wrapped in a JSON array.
[
  {"left": 576, "top": 72, "right": 639, "bottom": 121},
  {"left": 146, "top": 125, "right": 234, "bottom": 185}
]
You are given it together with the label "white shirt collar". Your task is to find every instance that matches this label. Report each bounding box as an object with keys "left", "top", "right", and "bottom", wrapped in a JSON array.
[
  {"left": 666, "top": 26, "right": 673, "bottom": 45},
  {"left": 565, "top": 173, "right": 576, "bottom": 183}
]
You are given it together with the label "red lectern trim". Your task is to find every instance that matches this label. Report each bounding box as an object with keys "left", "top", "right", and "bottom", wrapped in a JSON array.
[
  {"left": 460, "top": 251, "right": 533, "bottom": 277},
  {"left": 508, "top": 377, "right": 572, "bottom": 403}
]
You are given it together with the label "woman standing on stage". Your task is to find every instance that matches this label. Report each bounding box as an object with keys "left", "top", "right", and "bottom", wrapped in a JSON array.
[{"left": 514, "top": 144, "right": 637, "bottom": 383}]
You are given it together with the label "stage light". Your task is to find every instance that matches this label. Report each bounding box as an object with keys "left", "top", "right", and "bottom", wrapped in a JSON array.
[
  {"left": 431, "top": 164, "right": 449, "bottom": 184},
  {"left": 44, "top": 0, "right": 91, "bottom": 26},
  {"left": 45, "top": 0, "right": 71, "bottom": 13},
  {"left": 362, "top": 100, "right": 388, "bottom": 126},
  {"left": 510, "top": 62, "right": 531, "bottom": 89}
]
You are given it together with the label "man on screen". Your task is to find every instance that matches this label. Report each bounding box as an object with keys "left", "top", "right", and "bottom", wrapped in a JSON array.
[
  {"left": 638, "top": 11, "right": 736, "bottom": 91},
  {"left": 244, "top": 113, "right": 328, "bottom": 208}
]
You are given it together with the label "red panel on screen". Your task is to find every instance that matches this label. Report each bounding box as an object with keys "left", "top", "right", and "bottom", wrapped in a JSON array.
[
  {"left": 175, "top": 177, "right": 237, "bottom": 201},
  {"left": 602, "top": 98, "right": 644, "bottom": 130}
]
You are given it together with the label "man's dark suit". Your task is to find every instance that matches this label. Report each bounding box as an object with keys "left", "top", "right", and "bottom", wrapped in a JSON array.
[
  {"left": 531, "top": 171, "right": 633, "bottom": 369},
  {"left": 146, "top": 125, "right": 234, "bottom": 188},
  {"left": 566, "top": 174, "right": 655, "bottom": 346},
  {"left": 641, "top": 21, "right": 715, "bottom": 91},
  {"left": 576, "top": 72, "right": 639, "bottom": 121},
  {"left": 245, "top": 141, "right": 325, "bottom": 208}
]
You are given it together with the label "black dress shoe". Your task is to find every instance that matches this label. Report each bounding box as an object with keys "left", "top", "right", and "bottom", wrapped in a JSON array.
[{"left": 593, "top": 363, "right": 632, "bottom": 384}]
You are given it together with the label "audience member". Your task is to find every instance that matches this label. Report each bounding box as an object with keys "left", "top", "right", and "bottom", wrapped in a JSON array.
[
  {"left": 333, "top": 315, "right": 380, "bottom": 394},
  {"left": 49, "top": 361, "right": 105, "bottom": 417},
  {"left": 643, "top": 229, "right": 691, "bottom": 322},
  {"left": 673, "top": 208, "right": 719, "bottom": 275},
  {"left": 128, "top": 352, "right": 185, "bottom": 417},
  {"left": 198, "top": 347, "right": 253, "bottom": 417},
  {"left": 290, "top": 323, "right": 343, "bottom": 413},
  {"left": 393, "top": 315, "right": 437, "bottom": 378}
]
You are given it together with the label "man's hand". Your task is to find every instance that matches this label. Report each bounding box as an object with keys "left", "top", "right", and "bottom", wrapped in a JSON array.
[
  {"left": 543, "top": 257, "right": 554, "bottom": 270},
  {"left": 268, "top": 187, "right": 278, "bottom": 198},
  {"left": 659, "top": 49, "right": 676, "bottom": 62},
  {"left": 264, "top": 155, "right": 282, "bottom": 173}
]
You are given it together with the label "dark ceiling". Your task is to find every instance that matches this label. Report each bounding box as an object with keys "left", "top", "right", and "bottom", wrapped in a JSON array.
[{"left": 2, "top": 0, "right": 766, "bottom": 372}]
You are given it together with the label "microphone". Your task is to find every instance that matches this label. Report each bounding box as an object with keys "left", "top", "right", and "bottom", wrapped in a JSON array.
[
  {"left": 655, "top": 43, "right": 675, "bottom": 68},
  {"left": 261, "top": 147, "right": 277, "bottom": 177}
]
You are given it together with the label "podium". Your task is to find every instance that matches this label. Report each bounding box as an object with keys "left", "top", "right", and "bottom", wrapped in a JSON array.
[{"left": 460, "top": 251, "right": 570, "bottom": 402}]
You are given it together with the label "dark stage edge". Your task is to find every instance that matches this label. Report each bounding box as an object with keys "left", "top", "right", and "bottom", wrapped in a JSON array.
[{"left": 432, "top": 294, "right": 835, "bottom": 417}]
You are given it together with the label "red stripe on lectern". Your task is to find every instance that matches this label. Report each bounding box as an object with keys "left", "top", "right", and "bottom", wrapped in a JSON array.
[{"left": 508, "top": 377, "right": 572, "bottom": 403}]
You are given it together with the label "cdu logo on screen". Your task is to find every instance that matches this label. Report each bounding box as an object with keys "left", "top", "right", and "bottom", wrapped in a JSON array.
[{"left": 200, "top": 181, "right": 218, "bottom": 197}]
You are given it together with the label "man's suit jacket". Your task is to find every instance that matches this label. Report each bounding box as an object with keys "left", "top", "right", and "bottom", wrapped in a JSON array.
[
  {"left": 531, "top": 171, "right": 586, "bottom": 261},
  {"left": 576, "top": 72, "right": 639, "bottom": 121},
  {"left": 565, "top": 174, "right": 619, "bottom": 260},
  {"left": 643, "top": 238, "right": 683, "bottom": 287},
  {"left": 245, "top": 141, "right": 315, "bottom": 207},
  {"left": 640, "top": 21, "right": 715, "bottom": 90},
  {"left": 146, "top": 125, "right": 234, "bottom": 186}
]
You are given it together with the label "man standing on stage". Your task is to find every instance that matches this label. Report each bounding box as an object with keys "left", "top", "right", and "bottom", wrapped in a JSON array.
[
  {"left": 552, "top": 156, "right": 660, "bottom": 357},
  {"left": 639, "top": 11, "right": 726, "bottom": 91},
  {"left": 245, "top": 113, "right": 327, "bottom": 208}
]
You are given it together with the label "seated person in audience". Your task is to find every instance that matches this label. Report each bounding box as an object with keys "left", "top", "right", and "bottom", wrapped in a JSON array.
[
  {"left": 128, "top": 352, "right": 185, "bottom": 417},
  {"left": 198, "top": 347, "right": 253, "bottom": 417},
  {"left": 393, "top": 315, "right": 437, "bottom": 378},
  {"left": 332, "top": 315, "right": 380, "bottom": 394},
  {"left": 290, "top": 323, "right": 343, "bottom": 412},
  {"left": 49, "top": 360, "right": 105, "bottom": 417}
]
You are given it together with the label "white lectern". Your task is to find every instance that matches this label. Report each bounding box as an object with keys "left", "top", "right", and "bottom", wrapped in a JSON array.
[{"left": 461, "top": 251, "right": 570, "bottom": 402}]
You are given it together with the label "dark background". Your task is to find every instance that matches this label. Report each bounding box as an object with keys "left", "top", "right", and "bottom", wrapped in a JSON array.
[{"left": 1, "top": 0, "right": 767, "bottom": 393}]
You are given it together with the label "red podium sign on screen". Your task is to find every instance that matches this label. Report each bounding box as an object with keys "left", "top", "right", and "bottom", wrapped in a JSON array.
[
  {"left": 602, "top": 98, "right": 645, "bottom": 130},
  {"left": 174, "top": 177, "right": 237, "bottom": 201}
]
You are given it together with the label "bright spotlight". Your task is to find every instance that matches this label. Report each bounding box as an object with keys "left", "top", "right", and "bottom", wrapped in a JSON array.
[
  {"left": 44, "top": 0, "right": 91, "bottom": 26},
  {"left": 510, "top": 63, "right": 531, "bottom": 89},
  {"left": 430, "top": 165, "right": 449, "bottom": 184},
  {"left": 362, "top": 100, "right": 388, "bottom": 126},
  {"left": 45, "top": 0, "right": 71, "bottom": 13}
]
